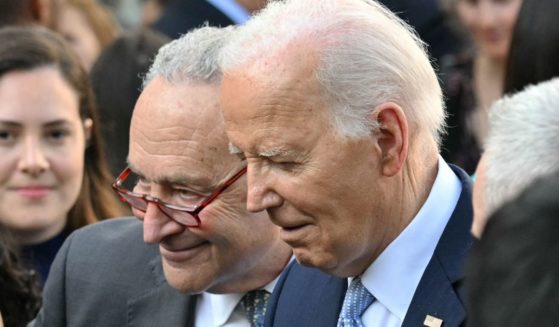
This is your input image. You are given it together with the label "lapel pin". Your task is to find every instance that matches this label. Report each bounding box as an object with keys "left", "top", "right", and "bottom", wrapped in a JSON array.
[{"left": 424, "top": 314, "right": 443, "bottom": 327}]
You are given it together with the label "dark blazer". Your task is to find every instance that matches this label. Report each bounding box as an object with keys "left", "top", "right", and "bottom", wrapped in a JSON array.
[
  {"left": 153, "top": 0, "right": 235, "bottom": 39},
  {"left": 29, "top": 218, "right": 197, "bottom": 327},
  {"left": 265, "top": 165, "right": 474, "bottom": 327}
]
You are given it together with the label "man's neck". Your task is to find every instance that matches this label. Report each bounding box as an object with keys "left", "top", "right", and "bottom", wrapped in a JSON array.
[
  {"left": 375, "top": 143, "right": 440, "bottom": 266},
  {"left": 208, "top": 246, "right": 292, "bottom": 294}
]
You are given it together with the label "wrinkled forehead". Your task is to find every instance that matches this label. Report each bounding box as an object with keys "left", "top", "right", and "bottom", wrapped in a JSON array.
[
  {"left": 129, "top": 77, "right": 235, "bottom": 180},
  {"left": 221, "top": 49, "right": 331, "bottom": 131},
  {"left": 221, "top": 67, "right": 333, "bottom": 156}
]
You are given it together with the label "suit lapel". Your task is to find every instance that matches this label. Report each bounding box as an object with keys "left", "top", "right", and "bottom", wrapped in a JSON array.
[
  {"left": 127, "top": 253, "right": 197, "bottom": 327},
  {"left": 266, "top": 261, "right": 347, "bottom": 327},
  {"left": 402, "top": 165, "right": 474, "bottom": 327}
]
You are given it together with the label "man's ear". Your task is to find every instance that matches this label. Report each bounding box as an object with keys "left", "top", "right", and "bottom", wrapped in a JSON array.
[{"left": 370, "top": 102, "right": 408, "bottom": 177}]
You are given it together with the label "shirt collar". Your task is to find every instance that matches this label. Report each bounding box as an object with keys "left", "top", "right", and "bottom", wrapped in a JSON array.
[
  {"left": 202, "top": 276, "right": 279, "bottom": 326},
  {"left": 359, "top": 157, "right": 462, "bottom": 321},
  {"left": 205, "top": 0, "right": 250, "bottom": 24}
]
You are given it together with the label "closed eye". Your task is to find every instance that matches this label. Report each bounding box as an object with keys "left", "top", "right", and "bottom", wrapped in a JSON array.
[{"left": 269, "top": 158, "right": 300, "bottom": 172}]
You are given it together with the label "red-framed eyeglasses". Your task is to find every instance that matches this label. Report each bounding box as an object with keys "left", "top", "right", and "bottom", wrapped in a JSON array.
[{"left": 112, "top": 166, "right": 247, "bottom": 227}]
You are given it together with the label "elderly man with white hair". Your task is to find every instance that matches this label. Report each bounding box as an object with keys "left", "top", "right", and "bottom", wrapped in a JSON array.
[
  {"left": 219, "top": 0, "right": 475, "bottom": 326},
  {"left": 472, "top": 77, "right": 559, "bottom": 237}
]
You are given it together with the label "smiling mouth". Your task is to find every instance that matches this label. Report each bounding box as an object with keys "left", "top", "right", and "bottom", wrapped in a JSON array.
[
  {"left": 279, "top": 224, "right": 312, "bottom": 244},
  {"left": 14, "top": 187, "right": 52, "bottom": 199},
  {"left": 160, "top": 242, "right": 210, "bottom": 264},
  {"left": 282, "top": 224, "right": 307, "bottom": 231}
]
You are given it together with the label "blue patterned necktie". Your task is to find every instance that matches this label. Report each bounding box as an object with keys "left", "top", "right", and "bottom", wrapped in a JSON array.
[
  {"left": 240, "top": 290, "right": 271, "bottom": 327},
  {"left": 337, "top": 277, "right": 375, "bottom": 327}
]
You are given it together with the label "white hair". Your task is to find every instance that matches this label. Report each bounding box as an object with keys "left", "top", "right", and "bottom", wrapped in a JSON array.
[
  {"left": 220, "top": 0, "right": 445, "bottom": 143},
  {"left": 143, "top": 25, "right": 235, "bottom": 88},
  {"left": 484, "top": 77, "right": 559, "bottom": 216}
]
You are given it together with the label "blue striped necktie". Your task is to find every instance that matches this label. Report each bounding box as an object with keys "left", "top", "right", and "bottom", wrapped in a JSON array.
[{"left": 337, "top": 277, "right": 375, "bottom": 327}]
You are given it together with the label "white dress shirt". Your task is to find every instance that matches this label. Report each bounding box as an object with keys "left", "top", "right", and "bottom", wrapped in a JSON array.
[
  {"left": 205, "top": 0, "right": 251, "bottom": 24},
  {"left": 194, "top": 277, "right": 279, "bottom": 327},
  {"left": 354, "top": 157, "right": 462, "bottom": 327}
]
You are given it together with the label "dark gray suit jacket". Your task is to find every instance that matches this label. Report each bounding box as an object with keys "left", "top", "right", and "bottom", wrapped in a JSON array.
[{"left": 30, "top": 218, "right": 197, "bottom": 327}]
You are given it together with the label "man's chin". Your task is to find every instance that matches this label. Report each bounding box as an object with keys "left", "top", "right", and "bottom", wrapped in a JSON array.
[
  {"left": 294, "top": 247, "right": 334, "bottom": 270},
  {"left": 162, "top": 263, "right": 209, "bottom": 294}
]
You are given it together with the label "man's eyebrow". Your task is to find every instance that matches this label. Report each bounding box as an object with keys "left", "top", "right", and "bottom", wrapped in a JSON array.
[
  {"left": 228, "top": 143, "right": 297, "bottom": 158},
  {"left": 258, "top": 147, "right": 297, "bottom": 158},
  {"left": 126, "top": 160, "right": 212, "bottom": 187},
  {"left": 229, "top": 143, "right": 242, "bottom": 155}
]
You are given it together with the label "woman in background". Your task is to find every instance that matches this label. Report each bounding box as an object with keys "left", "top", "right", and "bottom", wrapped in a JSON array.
[
  {"left": 56, "top": 0, "right": 119, "bottom": 71},
  {"left": 0, "top": 26, "right": 127, "bottom": 286},
  {"left": 440, "top": 0, "right": 522, "bottom": 174}
]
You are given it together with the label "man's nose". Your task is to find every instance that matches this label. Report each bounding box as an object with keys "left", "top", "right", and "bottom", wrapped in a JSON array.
[
  {"left": 478, "top": 3, "right": 498, "bottom": 28},
  {"left": 18, "top": 138, "right": 49, "bottom": 176},
  {"left": 246, "top": 165, "right": 283, "bottom": 212},
  {"left": 142, "top": 202, "right": 183, "bottom": 244}
]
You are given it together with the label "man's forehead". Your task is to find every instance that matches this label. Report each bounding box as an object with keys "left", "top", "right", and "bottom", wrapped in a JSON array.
[
  {"left": 126, "top": 159, "right": 215, "bottom": 188},
  {"left": 132, "top": 77, "right": 227, "bottom": 146},
  {"left": 222, "top": 71, "right": 327, "bottom": 121},
  {"left": 222, "top": 75, "right": 331, "bottom": 154},
  {"left": 136, "top": 77, "right": 221, "bottom": 120},
  {"left": 128, "top": 77, "right": 233, "bottom": 187}
]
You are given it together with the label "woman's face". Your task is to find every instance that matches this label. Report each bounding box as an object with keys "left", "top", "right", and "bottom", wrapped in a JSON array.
[
  {"left": 456, "top": 0, "right": 522, "bottom": 61},
  {"left": 57, "top": 5, "right": 101, "bottom": 71},
  {"left": 0, "top": 67, "right": 91, "bottom": 244}
]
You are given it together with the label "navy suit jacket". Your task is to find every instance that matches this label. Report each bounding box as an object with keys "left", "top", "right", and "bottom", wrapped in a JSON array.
[{"left": 265, "top": 165, "right": 474, "bottom": 327}]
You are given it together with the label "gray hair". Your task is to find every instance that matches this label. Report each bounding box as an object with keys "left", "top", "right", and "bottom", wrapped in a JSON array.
[
  {"left": 220, "top": 0, "right": 444, "bottom": 143},
  {"left": 484, "top": 78, "right": 559, "bottom": 216},
  {"left": 143, "top": 25, "right": 235, "bottom": 88}
]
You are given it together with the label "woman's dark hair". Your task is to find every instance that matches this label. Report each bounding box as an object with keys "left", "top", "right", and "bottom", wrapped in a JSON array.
[
  {"left": 0, "top": 26, "right": 128, "bottom": 231},
  {"left": 0, "top": 226, "right": 41, "bottom": 327},
  {"left": 504, "top": 0, "right": 559, "bottom": 94}
]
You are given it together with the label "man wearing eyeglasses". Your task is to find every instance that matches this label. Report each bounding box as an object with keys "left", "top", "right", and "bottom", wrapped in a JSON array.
[{"left": 30, "top": 26, "right": 293, "bottom": 327}]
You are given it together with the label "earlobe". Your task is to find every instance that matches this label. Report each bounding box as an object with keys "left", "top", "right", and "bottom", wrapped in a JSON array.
[
  {"left": 370, "top": 102, "right": 408, "bottom": 177},
  {"left": 83, "top": 118, "right": 93, "bottom": 143}
]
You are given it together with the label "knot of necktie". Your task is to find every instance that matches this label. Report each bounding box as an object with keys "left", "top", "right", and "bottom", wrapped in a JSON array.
[
  {"left": 337, "top": 277, "right": 375, "bottom": 327},
  {"left": 240, "top": 289, "right": 271, "bottom": 327}
]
